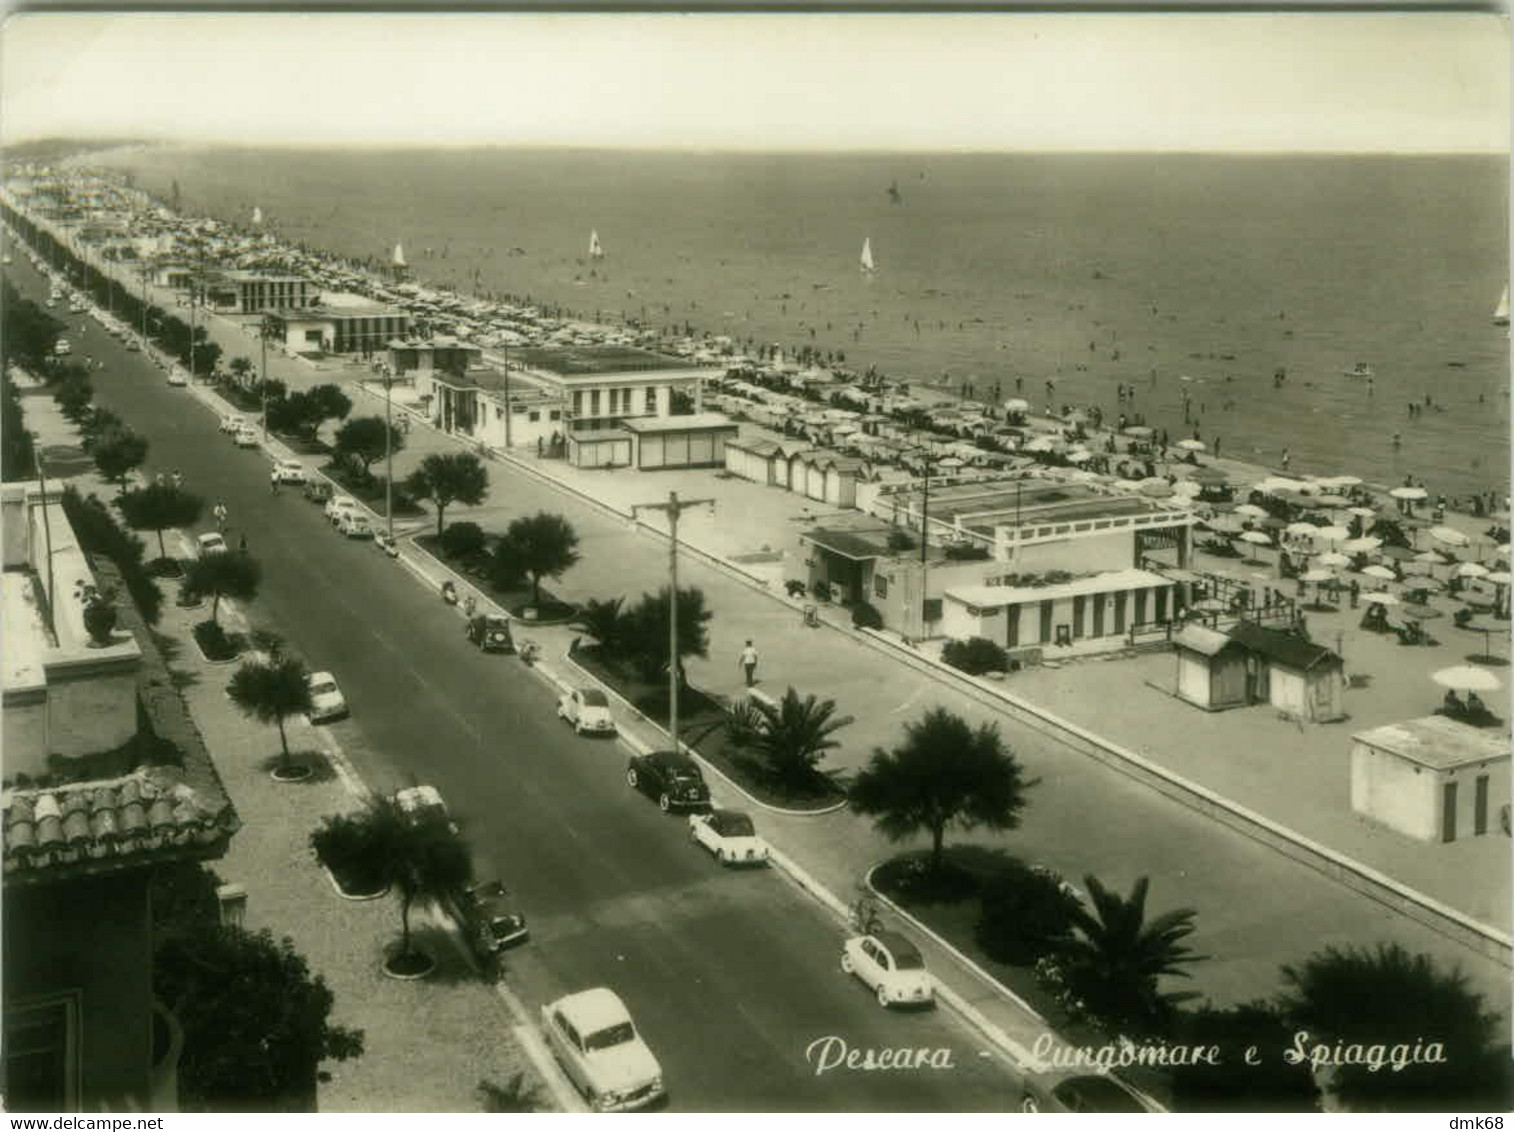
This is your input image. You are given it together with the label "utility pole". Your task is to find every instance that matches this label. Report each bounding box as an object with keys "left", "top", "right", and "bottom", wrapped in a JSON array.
[
  {"left": 32, "top": 439, "right": 56, "bottom": 639},
  {"left": 259, "top": 316, "right": 271, "bottom": 440},
  {"left": 501, "top": 344, "right": 511, "bottom": 450},
  {"left": 384, "top": 371, "right": 395, "bottom": 541},
  {"left": 919, "top": 452, "right": 934, "bottom": 640},
  {"left": 629, "top": 491, "right": 715, "bottom": 754}
]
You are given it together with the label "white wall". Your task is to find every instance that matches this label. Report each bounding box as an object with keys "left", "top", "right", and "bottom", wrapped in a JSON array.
[
  {"left": 1177, "top": 653, "right": 1210, "bottom": 705},
  {"left": 1351, "top": 742, "right": 1437, "bottom": 840}
]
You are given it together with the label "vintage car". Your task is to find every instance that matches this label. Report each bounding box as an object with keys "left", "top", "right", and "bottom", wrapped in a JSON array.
[
  {"left": 540, "top": 988, "right": 664, "bottom": 1112},
  {"left": 306, "top": 671, "right": 348, "bottom": 723},
  {"left": 625, "top": 750, "right": 710, "bottom": 812},
  {"left": 840, "top": 931, "right": 935, "bottom": 1009},
  {"left": 452, "top": 879, "right": 529, "bottom": 960},
  {"left": 303, "top": 479, "right": 334, "bottom": 504},
  {"left": 688, "top": 809, "right": 769, "bottom": 866},
  {"left": 1019, "top": 1070, "right": 1155, "bottom": 1113},
  {"left": 557, "top": 687, "right": 615, "bottom": 735},
  {"left": 465, "top": 614, "right": 514, "bottom": 653}
]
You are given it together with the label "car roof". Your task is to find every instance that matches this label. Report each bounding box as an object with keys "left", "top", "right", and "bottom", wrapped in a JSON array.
[
  {"left": 197, "top": 532, "right": 224, "bottom": 543},
  {"left": 648, "top": 749, "right": 698, "bottom": 770},
  {"left": 872, "top": 931, "right": 923, "bottom": 964},
  {"left": 554, "top": 987, "right": 631, "bottom": 1030},
  {"left": 578, "top": 688, "right": 609, "bottom": 706},
  {"left": 395, "top": 784, "right": 447, "bottom": 813},
  {"left": 308, "top": 671, "right": 336, "bottom": 684}
]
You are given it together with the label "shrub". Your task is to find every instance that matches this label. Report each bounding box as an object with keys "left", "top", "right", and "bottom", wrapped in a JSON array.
[
  {"left": 943, "top": 542, "right": 990, "bottom": 561},
  {"left": 812, "top": 580, "right": 833, "bottom": 602},
  {"left": 975, "top": 861, "right": 1080, "bottom": 966},
  {"left": 192, "top": 619, "right": 239, "bottom": 662},
  {"left": 439, "top": 521, "right": 487, "bottom": 560},
  {"left": 850, "top": 602, "right": 884, "bottom": 630},
  {"left": 60, "top": 487, "right": 163, "bottom": 626},
  {"left": 724, "top": 698, "right": 764, "bottom": 749},
  {"left": 941, "top": 636, "right": 1009, "bottom": 676},
  {"left": 886, "top": 529, "right": 916, "bottom": 552}
]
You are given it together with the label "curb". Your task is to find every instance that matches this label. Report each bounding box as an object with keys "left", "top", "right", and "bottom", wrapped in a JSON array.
[{"left": 556, "top": 650, "right": 847, "bottom": 819}]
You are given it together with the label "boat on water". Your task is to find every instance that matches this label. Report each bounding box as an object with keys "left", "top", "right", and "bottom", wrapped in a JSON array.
[
  {"left": 1494, "top": 283, "right": 1509, "bottom": 326},
  {"left": 392, "top": 241, "right": 407, "bottom": 269},
  {"left": 252, "top": 206, "right": 263, "bottom": 226},
  {"left": 1342, "top": 362, "right": 1373, "bottom": 379},
  {"left": 860, "top": 237, "right": 875, "bottom": 275},
  {"left": 588, "top": 229, "right": 605, "bottom": 260}
]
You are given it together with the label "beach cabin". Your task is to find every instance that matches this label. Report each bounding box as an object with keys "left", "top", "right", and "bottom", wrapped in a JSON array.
[
  {"left": 1226, "top": 622, "right": 1345, "bottom": 722},
  {"left": 819, "top": 456, "right": 865, "bottom": 508},
  {"left": 1350, "top": 717, "right": 1510, "bottom": 843},
  {"left": 724, "top": 437, "right": 783, "bottom": 486},
  {"left": 942, "top": 568, "right": 1176, "bottom": 654},
  {"left": 1172, "top": 623, "right": 1251, "bottom": 710},
  {"left": 566, "top": 428, "right": 632, "bottom": 469}
]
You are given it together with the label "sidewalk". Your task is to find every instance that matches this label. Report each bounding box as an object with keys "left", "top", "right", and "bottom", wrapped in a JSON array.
[{"left": 19, "top": 371, "right": 552, "bottom": 1114}]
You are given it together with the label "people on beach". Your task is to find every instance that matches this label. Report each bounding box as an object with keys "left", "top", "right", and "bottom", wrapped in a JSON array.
[{"left": 739, "top": 639, "right": 759, "bottom": 687}]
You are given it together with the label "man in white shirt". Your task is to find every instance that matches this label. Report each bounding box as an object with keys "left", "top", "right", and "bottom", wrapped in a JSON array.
[{"left": 739, "top": 640, "right": 759, "bottom": 687}]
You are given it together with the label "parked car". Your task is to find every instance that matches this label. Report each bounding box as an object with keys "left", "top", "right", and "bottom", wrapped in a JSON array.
[
  {"left": 196, "top": 532, "right": 228, "bottom": 557},
  {"left": 465, "top": 614, "right": 514, "bottom": 654},
  {"left": 394, "top": 784, "right": 459, "bottom": 835},
  {"left": 270, "top": 459, "right": 307, "bottom": 485},
  {"left": 557, "top": 687, "right": 614, "bottom": 734},
  {"left": 124, "top": 338, "right": 141, "bottom": 352},
  {"left": 840, "top": 931, "right": 935, "bottom": 1009},
  {"left": 306, "top": 671, "right": 348, "bottom": 723},
  {"left": 540, "top": 988, "right": 664, "bottom": 1112},
  {"left": 688, "top": 809, "right": 769, "bottom": 866},
  {"left": 303, "top": 479, "right": 334, "bottom": 504},
  {"left": 167, "top": 367, "right": 188, "bottom": 387},
  {"left": 452, "top": 879, "right": 528, "bottom": 960},
  {"left": 1019, "top": 1071, "right": 1154, "bottom": 1113},
  {"left": 53, "top": 338, "right": 70, "bottom": 356},
  {"left": 625, "top": 750, "right": 710, "bottom": 812},
  {"left": 219, "top": 413, "right": 248, "bottom": 434},
  {"left": 337, "top": 512, "right": 373, "bottom": 539},
  {"left": 325, "top": 495, "right": 360, "bottom": 525},
  {"left": 233, "top": 426, "right": 260, "bottom": 448}
]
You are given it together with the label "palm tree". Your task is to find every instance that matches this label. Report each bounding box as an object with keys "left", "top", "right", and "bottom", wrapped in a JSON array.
[
  {"left": 227, "top": 655, "right": 313, "bottom": 779},
  {"left": 182, "top": 551, "right": 261, "bottom": 627},
  {"left": 572, "top": 596, "right": 625, "bottom": 655},
  {"left": 746, "top": 686, "right": 853, "bottom": 791},
  {"left": 1055, "top": 875, "right": 1203, "bottom": 1037},
  {"left": 849, "top": 707, "right": 1034, "bottom": 878}
]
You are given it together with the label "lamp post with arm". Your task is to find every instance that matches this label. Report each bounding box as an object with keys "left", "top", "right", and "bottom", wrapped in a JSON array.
[{"left": 629, "top": 491, "right": 715, "bottom": 754}]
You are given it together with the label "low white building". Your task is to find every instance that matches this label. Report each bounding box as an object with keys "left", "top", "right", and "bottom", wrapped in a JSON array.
[
  {"left": 943, "top": 568, "right": 1177, "bottom": 650},
  {"left": 1351, "top": 717, "right": 1509, "bottom": 842}
]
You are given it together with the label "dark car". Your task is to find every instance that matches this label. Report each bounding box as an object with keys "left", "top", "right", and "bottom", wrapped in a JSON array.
[
  {"left": 1020, "top": 1071, "right": 1153, "bottom": 1113},
  {"left": 626, "top": 750, "right": 710, "bottom": 812},
  {"left": 465, "top": 614, "right": 514, "bottom": 653},
  {"left": 303, "top": 480, "right": 334, "bottom": 505},
  {"left": 452, "top": 879, "right": 528, "bottom": 963}
]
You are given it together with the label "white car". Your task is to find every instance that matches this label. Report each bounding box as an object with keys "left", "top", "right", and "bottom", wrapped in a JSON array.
[
  {"left": 337, "top": 512, "right": 373, "bottom": 539},
  {"left": 233, "top": 426, "right": 260, "bottom": 448},
  {"left": 841, "top": 931, "right": 935, "bottom": 1009},
  {"left": 196, "top": 532, "right": 228, "bottom": 557},
  {"left": 540, "top": 988, "right": 664, "bottom": 1112},
  {"left": 394, "top": 784, "right": 458, "bottom": 834},
  {"left": 270, "top": 459, "right": 307, "bottom": 485},
  {"left": 166, "top": 367, "right": 188, "bottom": 387},
  {"left": 53, "top": 338, "right": 70, "bottom": 356},
  {"left": 688, "top": 809, "right": 769, "bottom": 866},
  {"left": 557, "top": 687, "right": 616, "bottom": 735},
  {"left": 325, "top": 495, "right": 360, "bottom": 525},
  {"left": 125, "top": 338, "right": 141, "bottom": 352},
  {"left": 306, "top": 671, "right": 348, "bottom": 723},
  {"left": 219, "top": 413, "right": 248, "bottom": 434}
]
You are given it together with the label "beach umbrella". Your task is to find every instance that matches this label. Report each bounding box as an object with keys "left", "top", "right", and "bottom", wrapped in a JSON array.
[
  {"left": 1300, "top": 567, "right": 1335, "bottom": 583},
  {"left": 1172, "top": 480, "right": 1203, "bottom": 498},
  {"left": 1003, "top": 397, "right": 1030, "bottom": 412},
  {"left": 1258, "top": 477, "right": 1307, "bottom": 495},
  {"left": 1431, "top": 526, "right": 1470, "bottom": 548},
  {"left": 1390, "top": 486, "right": 1428, "bottom": 502},
  {"left": 1025, "top": 435, "right": 1061, "bottom": 453},
  {"left": 1456, "top": 562, "right": 1490, "bottom": 579},
  {"left": 1239, "top": 530, "right": 1272, "bottom": 546},
  {"left": 1498, "top": 544, "right": 1511, "bottom": 559},
  {"left": 1414, "top": 550, "right": 1447, "bottom": 564},
  {"left": 1362, "top": 592, "right": 1399, "bottom": 606},
  {"left": 1413, "top": 576, "right": 1447, "bottom": 593},
  {"left": 1139, "top": 480, "right": 1175, "bottom": 499},
  {"left": 936, "top": 456, "right": 965, "bottom": 469},
  {"left": 1342, "top": 537, "right": 1381, "bottom": 553},
  {"left": 1399, "top": 603, "right": 1440, "bottom": 620},
  {"left": 1363, "top": 564, "right": 1397, "bottom": 581},
  {"left": 1348, "top": 506, "right": 1377, "bottom": 519},
  {"left": 1324, "top": 474, "right": 1364, "bottom": 488},
  {"left": 1112, "top": 479, "right": 1144, "bottom": 492},
  {"left": 1313, "top": 525, "right": 1351, "bottom": 543},
  {"left": 1176, "top": 438, "right": 1206, "bottom": 452},
  {"left": 1066, "top": 448, "right": 1094, "bottom": 464},
  {"left": 1122, "top": 425, "right": 1154, "bottom": 437},
  {"left": 1486, "top": 570, "right": 1512, "bottom": 586},
  {"left": 1318, "top": 551, "right": 1351, "bottom": 568},
  {"left": 1314, "top": 494, "right": 1351, "bottom": 509},
  {"left": 1431, "top": 666, "right": 1501, "bottom": 693},
  {"left": 1286, "top": 521, "right": 1319, "bottom": 536},
  {"left": 1236, "top": 503, "right": 1268, "bottom": 519},
  {"left": 1378, "top": 545, "right": 1416, "bottom": 561}
]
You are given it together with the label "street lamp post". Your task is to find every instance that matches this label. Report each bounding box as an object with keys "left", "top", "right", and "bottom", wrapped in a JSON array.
[
  {"left": 384, "top": 372, "right": 395, "bottom": 542},
  {"left": 919, "top": 453, "right": 935, "bottom": 640},
  {"left": 629, "top": 490, "right": 715, "bottom": 753},
  {"left": 260, "top": 318, "right": 270, "bottom": 439}
]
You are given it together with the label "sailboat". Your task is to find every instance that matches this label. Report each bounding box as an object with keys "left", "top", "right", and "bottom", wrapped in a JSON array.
[
  {"left": 588, "top": 230, "right": 605, "bottom": 260},
  {"left": 392, "top": 242, "right": 407, "bottom": 269},
  {"left": 860, "top": 237, "right": 875, "bottom": 275},
  {"left": 251, "top": 205, "right": 263, "bottom": 226},
  {"left": 1494, "top": 284, "right": 1509, "bottom": 326}
]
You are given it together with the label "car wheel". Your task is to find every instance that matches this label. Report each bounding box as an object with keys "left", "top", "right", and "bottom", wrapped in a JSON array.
[
  {"left": 840, "top": 952, "right": 853, "bottom": 975},
  {"left": 658, "top": 793, "right": 671, "bottom": 813},
  {"left": 876, "top": 984, "right": 891, "bottom": 1008},
  {"left": 1020, "top": 1096, "right": 1041, "bottom": 1114},
  {"left": 626, "top": 767, "right": 639, "bottom": 788}
]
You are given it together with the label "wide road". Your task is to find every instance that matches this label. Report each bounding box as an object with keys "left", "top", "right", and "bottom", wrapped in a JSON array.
[{"left": 9, "top": 255, "right": 1024, "bottom": 1111}]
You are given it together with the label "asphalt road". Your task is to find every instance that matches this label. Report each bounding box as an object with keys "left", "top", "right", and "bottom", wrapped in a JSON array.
[{"left": 10, "top": 256, "right": 1026, "bottom": 1111}]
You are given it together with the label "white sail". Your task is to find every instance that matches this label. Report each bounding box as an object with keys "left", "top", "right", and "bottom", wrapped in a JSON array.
[
  {"left": 860, "top": 236, "right": 875, "bottom": 273},
  {"left": 589, "top": 229, "right": 605, "bottom": 259},
  {"left": 251, "top": 206, "right": 263, "bottom": 226},
  {"left": 1495, "top": 283, "right": 1510, "bottom": 326},
  {"left": 392, "top": 241, "right": 407, "bottom": 268}
]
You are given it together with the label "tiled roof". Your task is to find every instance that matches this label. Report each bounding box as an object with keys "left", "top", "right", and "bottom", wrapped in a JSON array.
[
  {"left": 3, "top": 766, "right": 238, "bottom": 883},
  {"left": 1227, "top": 622, "right": 1341, "bottom": 672}
]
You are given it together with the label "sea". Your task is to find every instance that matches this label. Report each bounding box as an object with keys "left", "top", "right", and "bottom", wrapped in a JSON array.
[{"left": 92, "top": 146, "right": 1511, "bottom": 499}]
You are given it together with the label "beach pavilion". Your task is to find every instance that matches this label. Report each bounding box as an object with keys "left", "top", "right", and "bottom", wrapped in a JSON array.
[{"left": 1350, "top": 717, "right": 1509, "bottom": 842}]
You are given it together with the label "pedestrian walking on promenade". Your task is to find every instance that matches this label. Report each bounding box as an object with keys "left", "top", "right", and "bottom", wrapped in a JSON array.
[
  {"left": 213, "top": 501, "right": 228, "bottom": 531},
  {"left": 1281, "top": 448, "right": 1291, "bottom": 472},
  {"left": 739, "top": 640, "right": 759, "bottom": 687},
  {"left": 171, "top": 469, "right": 184, "bottom": 490},
  {"left": 238, "top": 534, "right": 248, "bottom": 555}
]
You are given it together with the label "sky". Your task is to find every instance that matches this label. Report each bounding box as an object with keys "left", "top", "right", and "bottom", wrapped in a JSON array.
[{"left": 0, "top": 11, "right": 1508, "bottom": 152}]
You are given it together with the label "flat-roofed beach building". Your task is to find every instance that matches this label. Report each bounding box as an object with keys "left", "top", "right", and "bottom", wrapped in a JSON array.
[
  {"left": 1351, "top": 717, "right": 1509, "bottom": 842},
  {"left": 418, "top": 365, "right": 567, "bottom": 453},
  {"left": 388, "top": 336, "right": 483, "bottom": 379},
  {"left": 269, "top": 292, "right": 410, "bottom": 355},
  {"left": 199, "top": 270, "right": 313, "bottom": 314}
]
